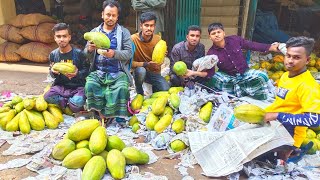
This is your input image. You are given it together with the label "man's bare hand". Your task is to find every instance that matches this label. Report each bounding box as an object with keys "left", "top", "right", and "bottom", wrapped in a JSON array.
[
  {"left": 269, "top": 42, "right": 280, "bottom": 52},
  {"left": 87, "top": 42, "right": 97, "bottom": 53},
  {"left": 182, "top": 69, "right": 193, "bottom": 78},
  {"left": 147, "top": 61, "right": 161, "bottom": 71},
  {"left": 65, "top": 67, "right": 78, "bottom": 80},
  {"left": 264, "top": 112, "right": 279, "bottom": 123},
  {"left": 97, "top": 49, "right": 115, "bottom": 58}
]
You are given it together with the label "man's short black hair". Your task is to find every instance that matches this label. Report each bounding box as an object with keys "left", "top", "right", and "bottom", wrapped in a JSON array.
[
  {"left": 286, "top": 36, "right": 315, "bottom": 56},
  {"left": 208, "top": 22, "right": 224, "bottom": 34},
  {"left": 52, "top": 23, "right": 71, "bottom": 34},
  {"left": 187, "top": 25, "right": 201, "bottom": 34},
  {"left": 139, "top": 12, "right": 157, "bottom": 24},
  {"left": 102, "top": 0, "right": 121, "bottom": 14}
]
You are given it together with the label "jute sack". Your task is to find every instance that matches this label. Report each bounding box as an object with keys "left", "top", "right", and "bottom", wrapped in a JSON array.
[
  {"left": 20, "top": 23, "right": 55, "bottom": 43},
  {"left": 16, "top": 42, "right": 57, "bottom": 63},
  {"left": 0, "top": 24, "right": 26, "bottom": 44},
  {"left": 9, "top": 13, "right": 56, "bottom": 28},
  {"left": 0, "top": 42, "right": 22, "bottom": 62}
]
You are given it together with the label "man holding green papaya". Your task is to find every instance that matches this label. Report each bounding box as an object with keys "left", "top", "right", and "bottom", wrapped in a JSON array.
[
  {"left": 44, "top": 23, "right": 89, "bottom": 114},
  {"left": 131, "top": 11, "right": 169, "bottom": 95},
  {"left": 84, "top": 0, "right": 133, "bottom": 124}
]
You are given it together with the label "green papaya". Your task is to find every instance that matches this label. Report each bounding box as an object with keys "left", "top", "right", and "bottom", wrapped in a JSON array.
[
  {"left": 76, "top": 140, "right": 89, "bottom": 149},
  {"left": 199, "top": 102, "right": 213, "bottom": 123},
  {"left": 169, "top": 93, "right": 180, "bottom": 109},
  {"left": 122, "top": 147, "right": 149, "bottom": 165},
  {"left": 130, "top": 94, "right": 144, "bottom": 110},
  {"left": 42, "top": 110, "right": 59, "bottom": 129},
  {"left": 0, "top": 106, "right": 11, "bottom": 113},
  {"left": 82, "top": 156, "right": 106, "bottom": 180},
  {"left": 152, "top": 97, "right": 167, "bottom": 116},
  {"left": 89, "top": 126, "right": 108, "bottom": 154},
  {"left": 25, "top": 110, "right": 45, "bottom": 131},
  {"left": 0, "top": 110, "right": 16, "bottom": 130},
  {"left": 107, "top": 149, "right": 126, "bottom": 179},
  {"left": 23, "top": 98, "right": 36, "bottom": 110},
  {"left": 52, "top": 62, "right": 76, "bottom": 75},
  {"left": 168, "top": 87, "right": 184, "bottom": 94},
  {"left": 19, "top": 111, "right": 30, "bottom": 134},
  {"left": 62, "top": 148, "right": 92, "bottom": 169},
  {"left": 11, "top": 96, "right": 23, "bottom": 105},
  {"left": 67, "top": 119, "right": 100, "bottom": 142},
  {"left": 84, "top": 32, "right": 110, "bottom": 49},
  {"left": 6, "top": 112, "right": 20, "bottom": 131},
  {"left": 47, "top": 105, "right": 64, "bottom": 123},
  {"left": 171, "top": 118, "right": 185, "bottom": 134},
  {"left": 128, "top": 115, "right": 138, "bottom": 126},
  {"left": 52, "top": 139, "right": 76, "bottom": 160},
  {"left": 106, "top": 135, "right": 126, "bottom": 151},
  {"left": 233, "top": 104, "right": 266, "bottom": 124},
  {"left": 35, "top": 95, "right": 48, "bottom": 112},
  {"left": 132, "top": 123, "right": 140, "bottom": 133},
  {"left": 145, "top": 112, "right": 159, "bottom": 130},
  {"left": 151, "top": 91, "right": 169, "bottom": 99},
  {"left": 14, "top": 101, "right": 24, "bottom": 113},
  {"left": 170, "top": 140, "right": 187, "bottom": 152},
  {"left": 154, "top": 114, "right": 172, "bottom": 133}
]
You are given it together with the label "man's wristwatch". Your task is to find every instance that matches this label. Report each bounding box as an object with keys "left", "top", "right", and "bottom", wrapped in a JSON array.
[{"left": 143, "top": 62, "right": 148, "bottom": 68}]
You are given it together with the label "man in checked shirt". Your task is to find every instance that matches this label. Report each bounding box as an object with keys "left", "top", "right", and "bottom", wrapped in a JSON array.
[{"left": 169, "top": 25, "right": 214, "bottom": 87}]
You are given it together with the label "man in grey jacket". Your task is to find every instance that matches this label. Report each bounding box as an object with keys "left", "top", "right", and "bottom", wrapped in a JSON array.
[
  {"left": 131, "top": 0, "right": 166, "bottom": 35},
  {"left": 84, "top": 0, "right": 133, "bottom": 124}
]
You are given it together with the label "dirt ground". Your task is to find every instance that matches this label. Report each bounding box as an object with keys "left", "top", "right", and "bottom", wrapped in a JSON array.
[{"left": 0, "top": 62, "right": 227, "bottom": 180}]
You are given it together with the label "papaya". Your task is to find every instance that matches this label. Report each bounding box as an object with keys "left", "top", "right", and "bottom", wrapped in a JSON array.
[
  {"left": 0, "top": 112, "right": 8, "bottom": 120},
  {"left": 76, "top": 140, "right": 89, "bottom": 149},
  {"left": 35, "top": 95, "right": 48, "bottom": 112},
  {"left": 151, "top": 91, "right": 169, "bottom": 99},
  {"left": 132, "top": 123, "right": 140, "bottom": 133},
  {"left": 52, "top": 62, "right": 76, "bottom": 75},
  {"left": 11, "top": 96, "right": 23, "bottom": 105},
  {"left": 159, "top": 106, "right": 173, "bottom": 118},
  {"left": 0, "top": 110, "right": 16, "bottom": 130},
  {"left": 199, "top": 102, "right": 213, "bottom": 123},
  {"left": 130, "top": 94, "right": 144, "bottom": 110},
  {"left": 152, "top": 40, "right": 167, "bottom": 64},
  {"left": 152, "top": 97, "right": 167, "bottom": 116},
  {"left": 62, "top": 148, "right": 92, "bottom": 169},
  {"left": 23, "top": 98, "right": 36, "bottom": 110},
  {"left": 42, "top": 110, "right": 59, "bottom": 129},
  {"left": 154, "top": 114, "right": 172, "bottom": 133},
  {"left": 52, "top": 139, "right": 76, "bottom": 160},
  {"left": 0, "top": 106, "right": 11, "bottom": 113},
  {"left": 145, "top": 112, "right": 159, "bottom": 130},
  {"left": 14, "top": 101, "right": 24, "bottom": 113},
  {"left": 3, "top": 101, "right": 13, "bottom": 108},
  {"left": 107, "top": 149, "right": 126, "bottom": 179},
  {"left": 25, "top": 110, "right": 45, "bottom": 131},
  {"left": 47, "top": 104, "right": 64, "bottom": 122},
  {"left": 82, "top": 156, "right": 106, "bottom": 180},
  {"left": 89, "top": 126, "right": 108, "bottom": 154},
  {"left": 19, "top": 111, "right": 31, "bottom": 134},
  {"left": 122, "top": 147, "right": 149, "bottom": 165},
  {"left": 128, "top": 115, "right": 138, "bottom": 126},
  {"left": 106, "top": 135, "right": 126, "bottom": 151},
  {"left": 168, "top": 86, "right": 184, "bottom": 94},
  {"left": 67, "top": 119, "right": 100, "bottom": 142},
  {"left": 233, "top": 104, "right": 266, "bottom": 124},
  {"left": 169, "top": 93, "right": 180, "bottom": 109},
  {"left": 6, "top": 112, "right": 20, "bottom": 132},
  {"left": 96, "top": 150, "right": 108, "bottom": 161},
  {"left": 171, "top": 118, "right": 185, "bottom": 134},
  {"left": 84, "top": 32, "right": 110, "bottom": 49},
  {"left": 173, "top": 61, "right": 187, "bottom": 76},
  {"left": 142, "top": 98, "right": 156, "bottom": 107},
  {"left": 170, "top": 140, "right": 187, "bottom": 152}
]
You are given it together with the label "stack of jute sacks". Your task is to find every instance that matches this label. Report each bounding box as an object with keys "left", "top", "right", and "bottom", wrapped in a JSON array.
[{"left": 0, "top": 13, "right": 58, "bottom": 63}]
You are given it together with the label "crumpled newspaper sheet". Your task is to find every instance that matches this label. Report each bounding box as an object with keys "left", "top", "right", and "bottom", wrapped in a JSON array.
[
  {"left": 125, "top": 172, "right": 168, "bottom": 180},
  {"left": 192, "top": 55, "right": 219, "bottom": 72},
  {"left": 161, "top": 57, "right": 171, "bottom": 77},
  {"left": 0, "top": 158, "right": 31, "bottom": 171},
  {"left": 250, "top": 51, "right": 273, "bottom": 63},
  {"left": 23, "top": 168, "right": 81, "bottom": 180}
]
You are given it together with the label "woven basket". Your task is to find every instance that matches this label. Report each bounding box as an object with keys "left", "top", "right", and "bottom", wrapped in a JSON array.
[
  {"left": 16, "top": 42, "right": 57, "bottom": 63},
  {"left": 0, "top": 24, "right": 26, "bottom": 44},
  {"left": 20, "top": 23, "right": 55, "bottom": 43},
  {"left": 9, "top": 13, "right": 56, "bottom": 28},
  {"left": 0, "top": 42, "right": 22, "bottom": 62}
]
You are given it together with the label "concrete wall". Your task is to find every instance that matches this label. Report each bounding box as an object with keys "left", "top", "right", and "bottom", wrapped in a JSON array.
[{"left": 0, "top": 0, "right": 16, "bottom": 43}]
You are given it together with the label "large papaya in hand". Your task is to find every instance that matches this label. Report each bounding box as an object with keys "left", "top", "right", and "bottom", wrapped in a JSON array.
[
  {"left": 152, "top": 40, "right": 167, "bottom": 64},
  {"left": 52, "top": 62, "right": 76, "bottom": 75},
  {"left": 84, "top": 32, "right": 110, "bottom": 49},
  {"left": 233, "top": 104, "right": 266, "bottom": 124}
]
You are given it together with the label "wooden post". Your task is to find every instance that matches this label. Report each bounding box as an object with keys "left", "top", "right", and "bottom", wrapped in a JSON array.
[{"left": 0, "top": 0, "right": 16, "bottom": 43}]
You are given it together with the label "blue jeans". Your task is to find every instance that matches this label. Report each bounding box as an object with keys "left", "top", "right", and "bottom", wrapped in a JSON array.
[{"left": 133, "top": 67, "right": 169, "bottom": 95}]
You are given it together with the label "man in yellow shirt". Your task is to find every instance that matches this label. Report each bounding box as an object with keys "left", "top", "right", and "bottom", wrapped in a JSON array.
[{"left": 264, "top": 36, "right": 320, "bottom": 162}]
